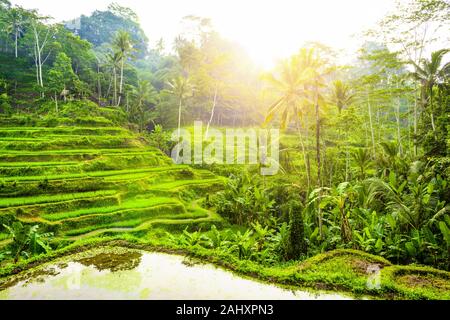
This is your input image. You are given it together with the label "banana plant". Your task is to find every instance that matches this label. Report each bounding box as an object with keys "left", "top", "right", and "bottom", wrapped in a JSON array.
[
  {"left": 230, "top": 230, "right": 256, "bottom": 260},
  {"left": 3, "top": 222, "right": 53, "bottom": 263}
]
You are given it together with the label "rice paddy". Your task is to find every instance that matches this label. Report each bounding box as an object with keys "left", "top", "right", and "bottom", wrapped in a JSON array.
[{"left": 0, "top": 122, "right": 223, "bottom": 241}]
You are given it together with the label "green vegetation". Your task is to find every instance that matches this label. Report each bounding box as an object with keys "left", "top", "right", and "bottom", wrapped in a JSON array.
[
  {"left": 0, "top": 190, "right": 117, "bottom": 208},
  {"left": 0, "top": 0, "right": 449, "bottom": 300}
]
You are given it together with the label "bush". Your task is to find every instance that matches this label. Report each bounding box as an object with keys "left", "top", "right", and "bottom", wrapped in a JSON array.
[{"left": 286, "top": 200, "right": 308, "bottom": 260}]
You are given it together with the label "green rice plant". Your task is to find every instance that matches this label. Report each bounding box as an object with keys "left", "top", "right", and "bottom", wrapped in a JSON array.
[
  {"left": 0, "top": 135, "right": 137, "bottom": 151},
  {"left": 0, "top": 127, "right": 128, "bottom": 138},
  {"left": 0, "top": 161, "right": 78, "bottom": 168},
  {"left": 42, "top": 197, "right": 181, "bottom": 221},
  {"left": 56, "top": 202, "right": 186, "bottom": 232},
  {"left": 149, "top": 178, "right": 224, "bottom": 191},
  {"left": 0, "top": 190, "right": 117, "bottom": 208},
  {"left": 1, "top": 166, "right": 184, "bottom": 182}
]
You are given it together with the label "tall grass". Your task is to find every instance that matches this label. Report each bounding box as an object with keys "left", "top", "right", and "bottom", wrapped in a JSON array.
[
  {"left": 0, "top": 190, "right": 117, "bottom": 208},
  {"left": 2, "top": 166, "right": 185, "bottom": 182},
  {"left": 42, "top": 197, "right": 181, "bottom": 221}
]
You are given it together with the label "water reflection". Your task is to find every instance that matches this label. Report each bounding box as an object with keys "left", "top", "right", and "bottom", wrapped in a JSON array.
[{"left": 0, "top": 247, "right": 352, "bottom": 300}]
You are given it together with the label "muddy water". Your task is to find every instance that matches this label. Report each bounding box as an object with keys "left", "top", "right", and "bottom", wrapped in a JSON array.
[{"left": 0, "top": 247, "right": 352, "bottom": 300}]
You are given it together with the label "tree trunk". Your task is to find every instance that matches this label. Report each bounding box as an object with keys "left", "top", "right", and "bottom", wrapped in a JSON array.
[
  {"left": 117, "top": 56, "right": 124, "bottom": 106},
  {"left": 97, "top": 59, "right": 102, "bottom": 100},
  {"left": 396, "top": 96, "right": 403, "bottom": 155},
  {"left": 315, "top": 89, "right": 321, "bottom": 187},
  {"left": 295, "top": 119, "right": 311, "bottom": 191},
  {"left": 33, "top": 27, "right": 44, "bottom": 90},
  {"left": 54, "top": 92, "right": 58, "bottom": 113},
  {"left": 34, "top": 42, "right": 39, "bottom": 85},
  {"left": 303, "top": 114, "right": 312, "bottom": 189},
  {"left": 106, "top": 75, "right": 112, "bottom": 102},
  {"left": 429, "top": 87, "right": 436, "bottom": 137},
  {"left": 367, "top": 92, "right": 376, "bottom": 158},
  {"left": 345, "top": 145, "right": 349, "bottom": 181},
  {"left": 177, "top": 98, "right": 182, "bottom": 137},
  {"left": 205, "top": 85, "right": 218, "bottom": 139},
  {"left": 14, "top": 29, "right": 18, "bottom": 58},
  {"left": 340, "top": 206, "right": 352, "bottom": 243},
  {"left": 413, "top": 85, "right": 418, "bottom": 157},
  {"left": 113, "top": 67, "right": 117, "bottom": 106},
  {"left": 314, "top": 86, "right": 323, "bottom": 238}
]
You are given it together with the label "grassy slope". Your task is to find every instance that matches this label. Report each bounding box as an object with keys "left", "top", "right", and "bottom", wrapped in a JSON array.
[{"left": 0, "top": 113, "right": 223, "bottom": 239}]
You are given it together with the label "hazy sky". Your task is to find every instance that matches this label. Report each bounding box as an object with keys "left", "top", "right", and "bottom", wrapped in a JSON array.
[{"left": 11, "top": 0, "right": 397, "bottom": 68}]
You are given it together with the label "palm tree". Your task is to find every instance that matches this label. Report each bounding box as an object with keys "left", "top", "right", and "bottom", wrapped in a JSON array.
[
  {"left": 300, "top": 48, "right": 330, "bottom": 189},
  {"left": 263, "top": 52, "right": 313, "bottom": 189},
  {"left": 330, "top": 80, "right": 355, "bottom": 179},
  {"left": 301, "top": 48, "right": 332, "bottom": 238},
  {"left": 330, "top": 80, "right": 354, "bottom": 114},
  {"left": 167, "top": 76, "right": 193, "bottom": 139},
  {"left": 263, "top": 49, "right": 331, "bottom": 238},
  {"left": 106, "top": 51, "right": 121, "bottom": 106},
  {"left": 4, "top": 7, "right": 26, "bottom": 58},
  {"left": 113, "top": 30, "right": 134, "bottom": 106},
  {"left": 132, "top": 80, "right": 158, "bottom": 132},
  {"left": 410, "top": 49, "right": 449, "bottom": 135},
  {"left": 352, "top": 148, "right": 372, "bottom": 180}
]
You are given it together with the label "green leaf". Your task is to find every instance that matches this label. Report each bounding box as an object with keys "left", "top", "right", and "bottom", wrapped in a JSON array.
[
  {"left": 423, "top": 194, "right": 430, "bottom": 205},
  {"left": 438, "top": 221, "right": 450, "bottom": 246},
  {"left": 427, "top": 183, "right": 434, "bottom": 194},
  {"left": 310, "top": 227, "right": 319, "bottom": 241},
  {"left": 389, "top": 171, "right": 396, "bottom": 188},
  {"left": 398, "top": 181, "right": 407, "bottom": 194},
  {"left": 405, "top": 242, "right": 417, "bottom": 256},
  {"left": 375, "top": 238, "right": 383, "bottom": 252}
]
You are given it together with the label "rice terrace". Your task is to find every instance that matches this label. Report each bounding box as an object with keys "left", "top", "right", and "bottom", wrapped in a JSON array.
[{"left": 0, "top": 0, "right": 449, "bottom": 302}]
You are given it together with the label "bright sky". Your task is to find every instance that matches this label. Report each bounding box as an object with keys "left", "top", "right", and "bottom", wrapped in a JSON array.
[{"left": 11, "top": 0, "right": 396, "bottom": 69}]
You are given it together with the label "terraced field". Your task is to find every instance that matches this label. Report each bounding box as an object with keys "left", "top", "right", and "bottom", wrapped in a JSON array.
[{"left": 0, "top": 116, "right": 224, "bottom": 243}]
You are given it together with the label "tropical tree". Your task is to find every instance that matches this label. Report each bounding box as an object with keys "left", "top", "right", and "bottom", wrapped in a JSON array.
[
  {"left": 47, "top": 52, "right": 78, "bottom": 111},
  {"left": 167, "top": 76, "right": 193, "bottom": 138},
  {"left": 263, "top": 52, "right": 313, "bottom": 188},
  {"left": 3, "top": 6, "right": 27, "bottom": 58},
  {"left": 410, "top": 49, "right": 449, "bottom": 135},
  {"left": 298, "top": 48, "right": 332, "bottom": 189},
  {"left": 330, "top": 80, "right": 354, "bottom": 114},
  {"left": 106, "top": 51, "right": 121, "bottom": 105},
  {"left": 3, "top": 222, "right": 52, "bottom": 263},
  {"left": 131, "top": 79, "right": 158, "bottom": 131},
  {"left": 112, "top": 30, "right": 134, "bottom": 106},
  {"left": 352, "top": 148, "right": 373, "bottom": 180},
  {"left": 27, "top": 13, "right": 55, "bottom": 90}
]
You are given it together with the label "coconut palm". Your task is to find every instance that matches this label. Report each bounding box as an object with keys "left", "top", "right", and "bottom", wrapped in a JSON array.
[
  {"left": 113, "top": 30, "right": 134, "bottom": 106},
  {"left": 3, "top": 7, "right": 26, "bottom": 58},
  {"left": 167, "top": 76, "right": 193, "bottom": 138},
  {"left": 330, "top": 80, "right": 354, "bottom": 114},
  {"left": 298, "top": 48, "right": 331, "bottom": 190},
  {"left": 263, "top": 51, "right": 313, "bottom": 188},
  {"left": 264, "top": 48, "right": 334, "bottom": 237},
  {"left": 352, "top": 148, "right": 372, "bottom": 180},
  {"left": 106, "top": 51, "right": 121, "bottom": 106},
  {"left": 410, "top": 49, "right": 449, "bottom": 134},
  {"left": 132, "top": 80, "right": 158, "bottom": 132}
]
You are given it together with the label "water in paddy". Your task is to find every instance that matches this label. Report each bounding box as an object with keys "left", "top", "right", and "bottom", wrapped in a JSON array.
[{"left": 0, "top": 247, "right": 352, "bottom": 300}]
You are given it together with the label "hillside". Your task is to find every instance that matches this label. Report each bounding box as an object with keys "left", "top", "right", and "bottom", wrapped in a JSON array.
[{"left": 0, "top": 105, "right": 224, "bottom": 244}]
